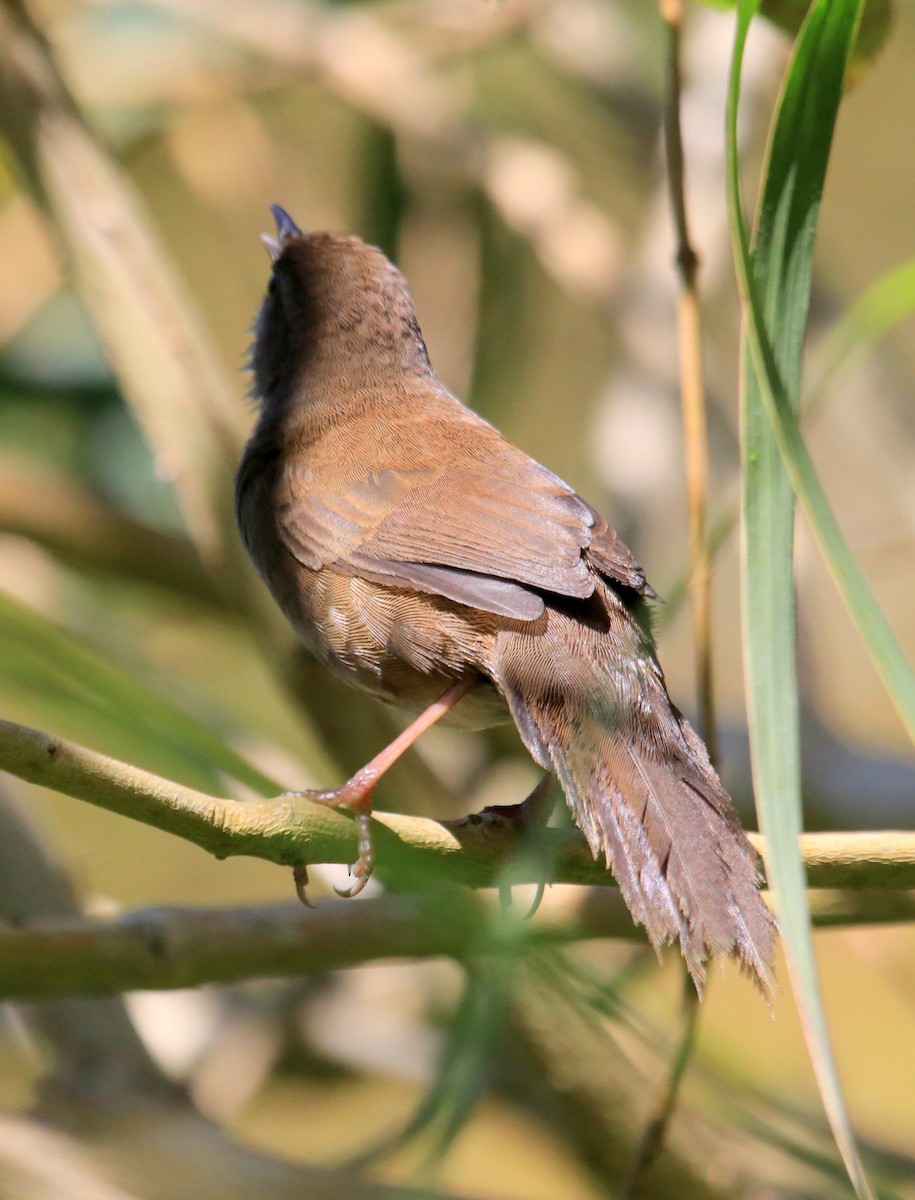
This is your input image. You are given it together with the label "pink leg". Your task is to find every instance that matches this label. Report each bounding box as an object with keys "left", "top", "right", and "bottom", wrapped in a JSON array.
[{"left": 289, "top": 674, "right": 478, "bottom": 899}]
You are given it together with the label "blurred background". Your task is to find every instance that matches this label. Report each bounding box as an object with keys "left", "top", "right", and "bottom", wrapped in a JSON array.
[{"left": 0, "top": 1, "right": 913, "bottom": 1197}]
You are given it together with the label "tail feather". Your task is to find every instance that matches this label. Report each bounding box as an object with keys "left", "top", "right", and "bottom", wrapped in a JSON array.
[{"left": 492, "top": 584, "right": 776, "bottom": 993}]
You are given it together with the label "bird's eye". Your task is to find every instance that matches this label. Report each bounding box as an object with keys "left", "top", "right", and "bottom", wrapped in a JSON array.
[{"left": 267, "top": 277, "right": 278, "bottom": 297}]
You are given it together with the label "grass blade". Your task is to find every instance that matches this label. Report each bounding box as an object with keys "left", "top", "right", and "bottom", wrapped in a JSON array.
[
  {"left": 807, "top": 254, "right": 915, "bottom": 416},
  {"left": 734, "top": 2, "right": 915, "bottom": 735},
  {"left": 727, "top": 2, "right": 882, "bottom": 1197},
  {"left": 0, "top": 588, "right": 281, "bottom": 796}
]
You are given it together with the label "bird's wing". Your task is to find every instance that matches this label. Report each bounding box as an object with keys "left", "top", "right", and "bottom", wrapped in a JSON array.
[
  {"left": 274, "top": 411, "right": 649, "bottom": 619},
  {"left": 582, "top": 505, "right": 651, "bottom": 595}
]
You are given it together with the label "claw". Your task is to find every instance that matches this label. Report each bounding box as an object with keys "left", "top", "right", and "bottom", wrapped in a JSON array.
[
  {"left": 292, "top": 865, "right": 315, "bottom": 908},
  {"left": 521, "top": 880, "right": 547, "bottom": 920},
  {"left": 334, "top": 813, "right": 375, "bottom": 899},
  {"left": 334, "top": 873, "right": 371, "bottom": 899}
]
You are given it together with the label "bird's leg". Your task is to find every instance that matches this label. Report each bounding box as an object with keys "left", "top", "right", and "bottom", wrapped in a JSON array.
[{"left": 286, "top": 674, "right": 478, "bottom": 900}]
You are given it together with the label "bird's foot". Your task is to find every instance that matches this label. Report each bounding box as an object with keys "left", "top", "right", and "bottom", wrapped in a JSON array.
[
  {"left": 281, "top": 679, "right": 478, "bottom": 905},
  {"left": 456, "top": 771, "right": 556, "bottom": 836},
  {"left": 334, "top": 811, "right": 375, "bottom": 898},
  {"left": 283, "top": 769, "right": 377, "bottom": 903},
  {"left": 453, "top": 773, "right": 557, "bottom": 919}
]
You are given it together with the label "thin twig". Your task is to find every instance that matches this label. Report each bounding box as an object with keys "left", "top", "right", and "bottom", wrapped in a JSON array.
[
  {"left": 662, "top": 0, "right": 717, "bottom": 765},
  {"left": 626, "top": 4, "right": 716, "bottom": 1191},
  {"left": 622, "top": 970, "right": 700, "bottom": 1198}
]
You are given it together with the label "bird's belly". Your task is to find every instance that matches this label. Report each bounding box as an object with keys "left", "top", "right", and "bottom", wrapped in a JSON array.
[{"left": 278, "top": 565, "right": 509, "bottom": 730}]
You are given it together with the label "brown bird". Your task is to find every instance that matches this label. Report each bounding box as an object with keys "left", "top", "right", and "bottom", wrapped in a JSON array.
[{"left": 237, "top": 205, "right": 775, "bottom": 991}]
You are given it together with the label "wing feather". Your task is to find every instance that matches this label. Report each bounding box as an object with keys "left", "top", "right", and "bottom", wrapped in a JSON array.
[{"left": 271, "top": 407, "right": 650, "bottom": 617}]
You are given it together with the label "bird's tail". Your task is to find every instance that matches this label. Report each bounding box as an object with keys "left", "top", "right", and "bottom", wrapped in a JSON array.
[{"left": 489, "top": 584, "right": 776, "bottom": 993}]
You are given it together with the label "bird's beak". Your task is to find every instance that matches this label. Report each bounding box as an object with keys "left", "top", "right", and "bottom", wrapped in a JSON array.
[{"left": 261, "top": 203, "right": 303, "bottom": 260}]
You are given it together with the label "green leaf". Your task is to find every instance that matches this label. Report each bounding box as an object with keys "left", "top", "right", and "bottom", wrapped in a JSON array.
[
  {"left": 0, "top": 588, "right": 281, "bottom": 797},
  {"left": 807, "top": 254, "right": 915, "bottom": 417},
  {"left": 352, "top": 905, "right": 526, "bottom": 1174},
  {"left": 734, "top": 1, "right": 915, "bottom": 743},
  {"left": 660, "top": 250, "right": 915, "bottom": 626},
  {"left": 695, "top": 0, "right": 894, "bottom": 73},
  {"left": 761, "top": 0, "right": 894, "bottom": 72},
  {"left": 726, "top": 1, "right": 898, "bottom": 1197}
]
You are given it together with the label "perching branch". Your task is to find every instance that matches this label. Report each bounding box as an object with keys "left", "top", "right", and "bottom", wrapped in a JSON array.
[
  {"left": 0, "top": 784, "right": 464, "bottom": 1200},
  {"left": 3, "top": 715, "right": 915, "bottom": 893},
  {"left": 3, "top": 888, "right": 915, "bottom": 1004}
]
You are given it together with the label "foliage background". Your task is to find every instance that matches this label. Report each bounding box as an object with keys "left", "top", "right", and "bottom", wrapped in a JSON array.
[{"left": 0, "top": 1, "right": 913, "bottom": 1197}]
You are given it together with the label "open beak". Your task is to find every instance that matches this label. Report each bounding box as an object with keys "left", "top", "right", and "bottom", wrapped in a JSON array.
[{"left": 261, "top": 203, "right": 303, "bottom": 260}]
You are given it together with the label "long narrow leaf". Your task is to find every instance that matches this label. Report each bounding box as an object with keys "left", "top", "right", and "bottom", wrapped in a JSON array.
[
  {"left": 0, "top": 588, "right": 281, "bottom": 796},
  {"left": 807, "top": 254, "right": 915, "bottom": 417},
  {"left": 727, "top": 3, "right": 878, "bottom": 1198},
  {"left": 661, "top": 250, "right": 915, "bottom": 629},
  {"left": 735, "top": 8, "right": 915, "bottom": 735}
]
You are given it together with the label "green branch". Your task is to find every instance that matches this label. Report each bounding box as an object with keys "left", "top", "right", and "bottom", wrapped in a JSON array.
[
  {"left": 3, "top": 715, "right": 915, "bottom": 892},
  {"left": 2, "top": 714, "right": 914, "bottom": 1001},
  {"left": 3, "top": 888, "right": 914, "bottom": 1003}
]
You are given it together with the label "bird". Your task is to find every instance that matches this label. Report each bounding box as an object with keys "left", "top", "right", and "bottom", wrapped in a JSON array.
[{"left": 236, "top": 204, "right": 776, "bottom": 993}]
